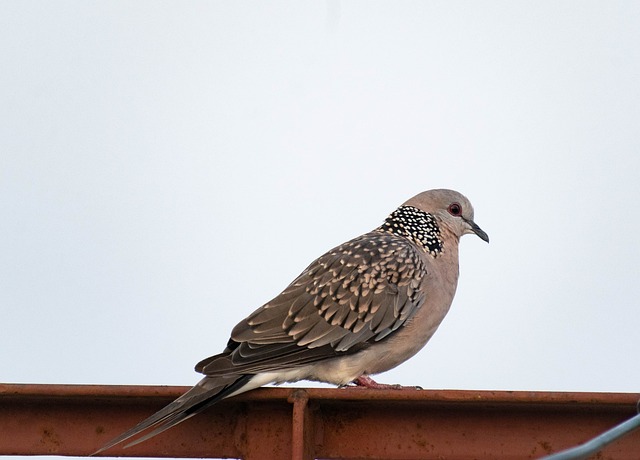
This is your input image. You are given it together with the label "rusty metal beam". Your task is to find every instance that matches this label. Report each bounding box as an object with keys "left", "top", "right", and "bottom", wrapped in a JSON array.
[{"left": 0, "top": 383, "right": 639, "bottom": 459}]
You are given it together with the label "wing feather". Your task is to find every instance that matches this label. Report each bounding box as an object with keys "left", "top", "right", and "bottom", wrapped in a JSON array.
[{"left": 199, "top": 232, "right": 428, "bottom": 379}]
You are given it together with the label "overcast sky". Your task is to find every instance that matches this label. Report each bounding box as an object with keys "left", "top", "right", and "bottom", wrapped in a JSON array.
[{"left": 2, "top": 1, "right": 640, "bottom": 456}]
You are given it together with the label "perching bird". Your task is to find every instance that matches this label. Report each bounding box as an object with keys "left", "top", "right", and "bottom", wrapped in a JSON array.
[{"left": 95, "top": 189, "right": 488, "bottom": 454}]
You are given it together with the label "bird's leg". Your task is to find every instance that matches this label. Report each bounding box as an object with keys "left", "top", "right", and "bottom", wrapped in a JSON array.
[{"left": 347, "top": 374, "right": 422, "bottom": 390}]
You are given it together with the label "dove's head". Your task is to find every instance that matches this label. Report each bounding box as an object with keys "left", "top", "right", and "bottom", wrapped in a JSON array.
[{"left": 404, "top": 189, "right": 489, "bottom": 243}]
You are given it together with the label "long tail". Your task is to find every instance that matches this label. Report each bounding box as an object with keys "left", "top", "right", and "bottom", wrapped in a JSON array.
[{"left": 92, "top": 374, "right": 253, "bottom": 455}]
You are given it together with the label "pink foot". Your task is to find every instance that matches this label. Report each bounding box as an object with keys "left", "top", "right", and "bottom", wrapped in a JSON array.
[{"left": 348, "top": 375, "right": 422, "bottom": 390}]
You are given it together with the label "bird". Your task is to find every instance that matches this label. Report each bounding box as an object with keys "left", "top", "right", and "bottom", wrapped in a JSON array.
[{"left": 94, "top": 188, "right": 489, "bottom": 454}]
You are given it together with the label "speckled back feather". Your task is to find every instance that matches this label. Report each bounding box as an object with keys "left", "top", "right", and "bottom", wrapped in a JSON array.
[{"left": 196, "top": 208, "right": 438, "bottom": 377}]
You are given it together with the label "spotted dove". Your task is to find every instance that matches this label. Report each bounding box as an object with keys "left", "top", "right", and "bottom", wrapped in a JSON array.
[{"left": 94, "top": 188, "right": 488, "bottom": 453}]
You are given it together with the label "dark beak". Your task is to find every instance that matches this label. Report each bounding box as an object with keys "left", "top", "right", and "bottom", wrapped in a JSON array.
[{"left": 465, "top": 218, "right": 489, "bottom": 243}]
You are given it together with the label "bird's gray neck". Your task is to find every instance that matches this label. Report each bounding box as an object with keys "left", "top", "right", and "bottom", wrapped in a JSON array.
[{"left": 377, "top": 205, "right": 444, "bottom": 257}]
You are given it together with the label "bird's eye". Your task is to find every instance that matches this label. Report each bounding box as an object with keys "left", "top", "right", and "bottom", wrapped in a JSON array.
[{"left": 448, "top": 203, "right": 462, "bottom": 216}]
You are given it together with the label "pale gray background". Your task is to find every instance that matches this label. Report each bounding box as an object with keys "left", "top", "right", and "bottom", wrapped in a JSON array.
[{"left": 1, "top": 3, "right": 639, "bottom": 455}]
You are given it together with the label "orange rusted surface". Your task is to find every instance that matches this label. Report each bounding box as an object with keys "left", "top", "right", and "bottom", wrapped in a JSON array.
[{"left": 0, "top": 383, "right": 638, "bottom": 459}]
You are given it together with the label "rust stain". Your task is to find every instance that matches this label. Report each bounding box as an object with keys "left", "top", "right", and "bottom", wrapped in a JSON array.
[
  {"left": 538, "top": 440, "right": 554, "bottom": 454},
  {"left": 40, "top": 427, "right": 61, "bottom": 449}
]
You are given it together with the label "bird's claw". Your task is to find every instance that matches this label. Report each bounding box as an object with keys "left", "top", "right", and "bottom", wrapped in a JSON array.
[{"left": 343, "top": 375, "right": 422, "bottom": 390}]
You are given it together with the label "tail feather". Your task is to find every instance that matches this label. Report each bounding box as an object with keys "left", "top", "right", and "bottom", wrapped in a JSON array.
[{"left": 92, "top": 374, "right": 252, "bottom": 455}]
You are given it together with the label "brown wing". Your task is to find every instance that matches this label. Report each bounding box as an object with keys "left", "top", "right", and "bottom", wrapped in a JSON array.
[{"left": 197, "top": 231, "right": 428, "bottom": 377}]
